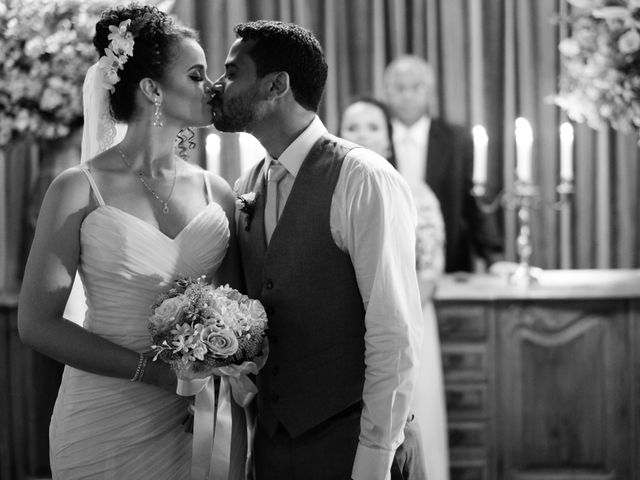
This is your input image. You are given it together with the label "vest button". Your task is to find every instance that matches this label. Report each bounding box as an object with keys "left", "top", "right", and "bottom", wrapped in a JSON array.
[
  {"left": 265, "top": 280, "right": 273, "bottom": 289},
  {"left": 271, "top": 393, "right": 280, "bottom": 403},
  {"left": 271, "top": 366, "right": 279, "bottom": 376},
  {"left": 269, "top": 335, "right": 278, "bottom": 344},
  {"left": 266, "top": 306, "right": 274, "bottom": 315}
]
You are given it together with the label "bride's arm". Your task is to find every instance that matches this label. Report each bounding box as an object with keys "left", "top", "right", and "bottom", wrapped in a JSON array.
[
  {"left": 18, "top": 167, "right": 176, "bottom": 392},
  {"left": 206, "top": 172, "right": 245, "bottom": 292}
]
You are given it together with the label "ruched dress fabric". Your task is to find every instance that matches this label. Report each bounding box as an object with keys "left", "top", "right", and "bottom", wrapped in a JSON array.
[{"left": 49, "top": 167, "right": 230, "bottom": 480}]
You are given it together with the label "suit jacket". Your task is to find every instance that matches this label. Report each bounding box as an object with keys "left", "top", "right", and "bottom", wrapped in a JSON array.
[{"left": 425, "top": 119, "right": 503, "bottom": 272}]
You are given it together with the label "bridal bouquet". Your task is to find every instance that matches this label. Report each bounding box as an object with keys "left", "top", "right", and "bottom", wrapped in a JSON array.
[
  {"left": 149, "top": 276, "right": 268, "bottom": 379},
  {"left": 149, "top": 277, "right": 267, "bottom": 478}
]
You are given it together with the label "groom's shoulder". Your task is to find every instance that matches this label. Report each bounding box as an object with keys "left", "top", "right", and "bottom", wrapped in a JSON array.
[
  {"left": 340, "top": 143, "right": 397, "bottom": 177},
  {"left": 322, "top": 133, "right": 393, "bottom": 174},
  {"left": 335, "top": 142, "right": 411, "bottom": 196}
]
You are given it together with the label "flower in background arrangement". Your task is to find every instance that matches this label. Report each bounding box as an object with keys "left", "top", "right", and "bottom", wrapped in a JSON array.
[
  {"left": 0, "top": 0, "right": 111, "bottom": 147},
  {"left": 553, "top": 0, "right": 640, "bottom": 137},
  {"left": 149, "top": 275, "right": 269, "bottom": 380}
]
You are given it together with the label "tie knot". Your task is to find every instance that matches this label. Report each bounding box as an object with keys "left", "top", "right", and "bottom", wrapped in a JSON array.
[{"left": 267, "top": 162, "right": 288, "bottom": 184}]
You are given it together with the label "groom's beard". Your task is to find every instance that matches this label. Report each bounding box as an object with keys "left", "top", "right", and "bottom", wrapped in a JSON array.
[{"left": 212, "top": 88, "right": 261, "bottom": 133}]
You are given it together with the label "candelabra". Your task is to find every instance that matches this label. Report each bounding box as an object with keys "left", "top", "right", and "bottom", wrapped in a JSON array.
[{"left": 472, "top": 178, "right": 574, "bottom": 286}]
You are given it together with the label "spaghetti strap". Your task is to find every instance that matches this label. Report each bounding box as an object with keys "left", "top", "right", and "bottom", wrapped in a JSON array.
[
  {"left": 79, "top": 166, "right": 106, "bottom": 206},
  {"left": 203, "top": 171, "right": 214, "bottom": 204}
]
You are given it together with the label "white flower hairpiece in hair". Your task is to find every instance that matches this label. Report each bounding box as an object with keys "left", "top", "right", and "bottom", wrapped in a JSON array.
[{"left": 98, "top": 19, "right": 135, "bottom": 92}]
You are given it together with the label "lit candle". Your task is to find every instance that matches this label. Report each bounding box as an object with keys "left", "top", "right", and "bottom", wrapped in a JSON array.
[
  {"left": 559, "top": 122, "right": 574, "bottom": 182},
  {"left": 472, "top": 125, "right": 488, "bottom": 185},
  {"left": 515, "top": 117, "right": 533, "bottom": 183}
]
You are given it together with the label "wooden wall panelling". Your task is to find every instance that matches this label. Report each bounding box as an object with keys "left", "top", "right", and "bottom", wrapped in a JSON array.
[
  {"left": 9, "top": 305, "right": 27, "bottom": 480},
  {"left": 437, "top": 300, "right": 497, "bottom": 480},
  {"left": 1, "top": 305, "right": 16, "bottom": 480},
  {"left": 1, "top": 299, "right": 63, "bottom": 480}
]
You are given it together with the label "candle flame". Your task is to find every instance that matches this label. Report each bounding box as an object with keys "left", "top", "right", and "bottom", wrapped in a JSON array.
[
  {"left": 560, "top": 122, "right": 574, "bottom": 142},
  {"left": 472, "top": 125, "right": 488, "bottom": 143},
  {"left": 515, "top": 117, "right": 533, "bottom": 142}
]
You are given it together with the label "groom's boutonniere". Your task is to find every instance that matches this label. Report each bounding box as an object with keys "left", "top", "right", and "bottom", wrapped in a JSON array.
[{"left": 236, "top": 191, "right": 257, "bottom": 231}]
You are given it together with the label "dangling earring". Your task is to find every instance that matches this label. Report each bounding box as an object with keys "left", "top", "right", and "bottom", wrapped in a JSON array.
[{"left": 152, "top": 97, "right": 163, "bottom": 127}]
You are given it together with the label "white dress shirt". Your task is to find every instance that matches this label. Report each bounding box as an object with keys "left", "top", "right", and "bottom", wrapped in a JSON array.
[
  {"left": 256, "top": 116, "right": 423, "bottom": 480},
  {"left": 392, "top": 115, "right": 431, "bottom": 185}
]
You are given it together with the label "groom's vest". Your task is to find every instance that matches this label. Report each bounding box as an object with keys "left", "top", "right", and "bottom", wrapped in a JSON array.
[{"left": 237, "top": 134, "right": 366, "bottom": 438}]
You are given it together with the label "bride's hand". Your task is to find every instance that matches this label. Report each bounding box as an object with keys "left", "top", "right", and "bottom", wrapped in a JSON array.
[{"left": 142, "top": 357, "right": 179, "bottom": 394}]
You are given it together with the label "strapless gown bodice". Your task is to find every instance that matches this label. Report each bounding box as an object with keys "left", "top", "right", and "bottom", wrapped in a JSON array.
[
  {"left": 50, "top": 176, "right": 231, "bottom": 480},
  {"left": 79, "top": 204, "right": 228, "bottom": 350}
]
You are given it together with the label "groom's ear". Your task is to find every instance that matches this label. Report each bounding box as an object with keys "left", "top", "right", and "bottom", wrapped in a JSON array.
[
  {"left": 139, "top": 77, "right": 162, "bottom": 104},
  {"left": 265, "top": 71, "right": 289, "bottom": 100}
]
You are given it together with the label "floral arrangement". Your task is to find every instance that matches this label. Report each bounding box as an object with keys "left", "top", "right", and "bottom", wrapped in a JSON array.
[
  {"left": 0, "top": 0, "right": 110, "bottom": 146},
  {"left": 553, "top": 0, "right": 640, "bottom": 135},
  {"left": 149, "top": 276, "right": 268, "bottom": 379}
]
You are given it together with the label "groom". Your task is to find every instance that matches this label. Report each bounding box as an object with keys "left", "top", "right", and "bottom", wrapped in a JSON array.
[{"left": 211, "top": 20, "right": 423, "bottom": 480}]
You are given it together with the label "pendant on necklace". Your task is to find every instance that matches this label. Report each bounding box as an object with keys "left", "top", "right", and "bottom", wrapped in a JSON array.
[{"left": 116, "top": 147, "right": 176, "bottom": 216}]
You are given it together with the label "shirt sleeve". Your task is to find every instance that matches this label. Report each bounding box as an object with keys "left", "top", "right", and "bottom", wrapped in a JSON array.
[{"left": 330, "top": 147, "right": 424, "bottom": 480}]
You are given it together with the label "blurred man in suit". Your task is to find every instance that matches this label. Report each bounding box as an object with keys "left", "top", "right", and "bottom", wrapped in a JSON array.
[{"left": 383, "top": 55, "right": 503, "bottom": 272}]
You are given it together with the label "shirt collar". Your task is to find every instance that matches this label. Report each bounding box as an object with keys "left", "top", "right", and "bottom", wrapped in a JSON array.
[{"left": 265, "top": 115, "right": 327, "bottom": 178}]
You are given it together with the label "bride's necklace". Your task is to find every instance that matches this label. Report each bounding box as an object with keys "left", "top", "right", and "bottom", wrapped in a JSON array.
[{"left": 117, "top": 146, "right": 176, "bottom": 214}]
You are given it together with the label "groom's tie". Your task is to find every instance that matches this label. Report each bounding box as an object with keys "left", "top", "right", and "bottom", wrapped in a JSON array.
[{"left": 265, "top": 160, "right": 288, "bottom": 243}]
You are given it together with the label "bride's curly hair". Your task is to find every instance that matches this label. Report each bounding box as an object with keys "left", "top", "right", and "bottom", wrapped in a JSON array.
[
  {"left": 93, "top": 3, "right": 198, "bottom": 123},
  {"left": 176, "top": 127, "right": 196, "bottom": 160}
]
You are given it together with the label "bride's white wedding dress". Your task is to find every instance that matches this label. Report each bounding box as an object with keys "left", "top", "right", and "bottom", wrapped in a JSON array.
[{"left": 49, "top": 166, "right": 230, "bottom": 479}]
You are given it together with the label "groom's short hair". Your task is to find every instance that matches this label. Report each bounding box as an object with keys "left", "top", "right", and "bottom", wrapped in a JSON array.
[{"left": 233, "top": 20, "right": 328, "bottom": 112}]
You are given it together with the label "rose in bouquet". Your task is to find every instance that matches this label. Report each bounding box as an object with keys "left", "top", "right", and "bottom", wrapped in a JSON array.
[{"left": 149, "top": 275, "right": 268, "bottom": 379}]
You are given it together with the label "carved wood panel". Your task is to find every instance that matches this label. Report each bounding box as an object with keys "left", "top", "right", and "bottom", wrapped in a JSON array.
[{"left": 497, "top": 300, "right": 631, "bottom": 480}]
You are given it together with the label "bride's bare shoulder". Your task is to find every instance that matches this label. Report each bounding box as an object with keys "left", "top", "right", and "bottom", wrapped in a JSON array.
[
  {"left": 44, "top": 165, "right": 94, "bottom": 210},
  {"left": 50, "top": 164, "right": 89, "bottom": 188}
]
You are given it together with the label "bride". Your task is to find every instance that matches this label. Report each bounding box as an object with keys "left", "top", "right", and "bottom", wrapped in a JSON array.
[{"left": 18, "top": 4, "right": 242, "bottom": 479}]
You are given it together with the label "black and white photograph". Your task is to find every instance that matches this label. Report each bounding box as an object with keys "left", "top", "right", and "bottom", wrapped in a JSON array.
[{"left": 1, "top": 1, "right": 639, "bottom": 479}]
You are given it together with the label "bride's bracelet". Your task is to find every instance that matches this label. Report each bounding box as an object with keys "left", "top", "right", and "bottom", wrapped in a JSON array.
[{"left": 130, "top": 353, "right": 148, "bottom": 382}]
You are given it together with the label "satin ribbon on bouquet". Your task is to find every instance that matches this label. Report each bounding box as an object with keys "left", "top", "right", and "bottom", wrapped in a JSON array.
[{"left": 176, "top": 346, "right": 268, "bottom": 480}]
